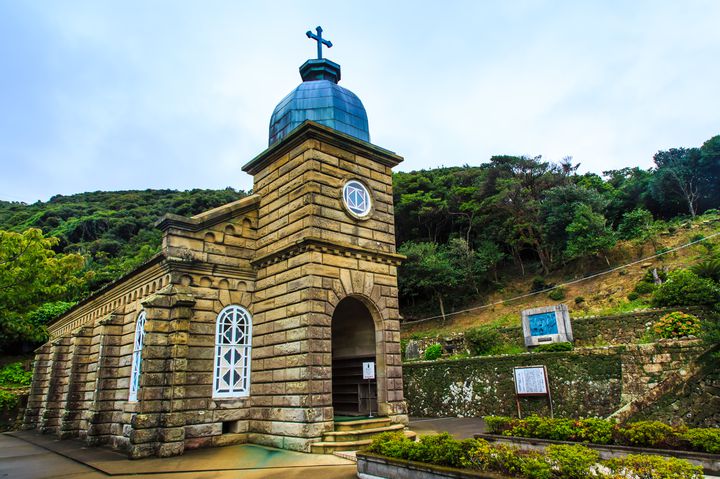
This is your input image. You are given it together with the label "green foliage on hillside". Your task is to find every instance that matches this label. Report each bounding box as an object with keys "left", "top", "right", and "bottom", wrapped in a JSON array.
[
  {"left": 395, "top": 134, "right": 720, "bottom": 316},
  {"left": 0, "top": 229, "right": 88, "bottom": 350},
  {"left": 0, "top": 188, "right": 247, "bottom": 292}
]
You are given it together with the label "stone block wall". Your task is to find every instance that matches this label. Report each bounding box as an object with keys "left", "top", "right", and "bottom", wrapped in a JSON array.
[
  {"left": 244, "top": 125, "right": 407, "bottom": 451},
  {"left": 24, "top": 123, "right": 408, "bottom": 458},
  {"left": 403, "top": 339, "right": 708, "bottom": 419}
]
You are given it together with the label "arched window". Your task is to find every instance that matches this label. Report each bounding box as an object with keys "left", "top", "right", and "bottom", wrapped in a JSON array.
[
  {"left": 213, "top": 305, "right": 252, "bottom": 398},
  {"left": 128, "top": 311, "right": 147, "bottom": 402}
]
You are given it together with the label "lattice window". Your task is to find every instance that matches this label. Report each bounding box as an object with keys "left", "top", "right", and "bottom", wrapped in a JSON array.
[
  {"left": 342, "top": 180, "right": 372, "bottom": 218},
  {"left": 213, "top": 305, "right": 252, "bottom": 398},
  {"left": 128, "top": 311, "right": 147, "bottom": 402}
]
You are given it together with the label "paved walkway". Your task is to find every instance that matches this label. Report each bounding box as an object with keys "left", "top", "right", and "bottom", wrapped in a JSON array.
[
  {"left": 0, "top": 432, "right": 356, "bottom": 479},
  {"left": 0, "top": 418, "right": 487, "bottom": 478},
  {"left": 409, "top": 416, "right": 486, "bottom": 439}
]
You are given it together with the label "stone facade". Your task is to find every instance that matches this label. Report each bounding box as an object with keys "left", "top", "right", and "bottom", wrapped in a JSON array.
[{"left": 23, "top": 121, "right": 408, "bottom": 457}]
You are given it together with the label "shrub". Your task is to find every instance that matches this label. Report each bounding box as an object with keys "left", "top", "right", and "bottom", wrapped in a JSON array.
[
  {"left": 506, "top": 416, "right": 578, "bottom": 442},
  {"left": 642, "top": 268, "right": 668, "bottom": 284},
  {"left": 614, "top": 421, "right": 676, "bottom": 448},
  {"left": 483, "top": 415, "right": 514, "bottom": 434},
  {"left": 690, "top": 233, "right": 705, "bottom": 243},
  {"left": 462, "top": 440, "right": 526, "bottom": 477},
  {"left": 617, "top": 208, "right": 655, "bottom": 241},
  {"left": 634, "top": 281, "right": 656, "bottom": 295},
  {"left": 548, "top": 287, "right": 566, "bottom": 301},
  {"left": 652, "top": 269, "right": 720, "bottom": 307},
  {"left": 606, "top": 454, "right": 703, "bottom": 479},
  {"left": 0, "top": 362, "right": 33, "bottom": 387},
  {"left": 574, "top": 296, "right": 585, "bottom": 304},
  {"left": 653, "top": 311, "right": 702, "bottom": 339},
  {"left": 575, "top": 418, "right": 614, "bottom": 445},
  {"left": 627, "top": 291, "right": 640, "bottom": 301},
  {"left": 366, "top": 431, "right": 702, "bottom": 479},
  {"left": 534, "top": 342, "right": 574, "bottom": 352},
  {"left": 545, "top": 444, "right": 600, "bottom": 479},
  {"left": 0, "top": 390, "right": 21, "bottom": 410},
  {"left": 681, "top": 428, "right": 720, "bottom": 454},
  {"left": 407, "top": 432, "right": 475, "bottom": 468},
  {"left": 423, "top": 343, "right": 443, "bottom": 361},
  {"left": 691, "top": 258, "right": 720, "bottom": 283},
  {"left": 531, "top": 276, "right": 550, "bottom": 292},
  {"left": 465, "top": 326, "right": 500, "bottom": 356},
  {"left": 365, "top": 431, "right": 414, "bottom": 459}
]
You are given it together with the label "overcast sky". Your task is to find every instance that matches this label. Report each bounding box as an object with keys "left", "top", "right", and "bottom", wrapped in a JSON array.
[{"left": 1, "top": 1, "right": 719, "bottom": 203}]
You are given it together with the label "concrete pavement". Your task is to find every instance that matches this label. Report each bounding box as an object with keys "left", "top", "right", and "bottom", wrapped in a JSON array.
[
  {"left": 0, "top": 417, "right": 488, "bottom": 478},
  {"left": 0, "top": 432, "right": 356, "bottom": 479}
]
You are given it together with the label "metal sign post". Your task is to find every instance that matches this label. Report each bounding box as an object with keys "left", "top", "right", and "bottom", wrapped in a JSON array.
[{"left": 362, "top": 361, "right": 375, "bottom": 418}]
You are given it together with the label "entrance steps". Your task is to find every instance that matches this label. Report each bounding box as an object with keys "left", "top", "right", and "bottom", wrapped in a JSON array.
[{"left": 310, "top": 417, "right": 417, "bottom": 454}]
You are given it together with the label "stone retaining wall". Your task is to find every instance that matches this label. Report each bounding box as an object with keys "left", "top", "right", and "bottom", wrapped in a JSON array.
[{"left": 403, "top": 340, "right": 707, "bottom": 418}]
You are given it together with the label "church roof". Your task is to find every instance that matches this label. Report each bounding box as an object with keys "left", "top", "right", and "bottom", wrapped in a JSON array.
[{"left": 268, "top": 28, "right": 370, "bottom": 145}]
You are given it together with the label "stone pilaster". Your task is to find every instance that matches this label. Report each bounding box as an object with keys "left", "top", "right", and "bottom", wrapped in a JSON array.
[
  {"left": 40, "top": 337, "right": 73, "bottom": 434},
  {"left": 85, "top": 313, "right": 124, "bottom": 446},
  {"left": 127, "top": 285, "right": 195, "bottom": 459},
  {"left": 60, "top": 326, "right": 94, "bottom": 438},
  {"left": 22, "top": 343, "right": 53, "bottom": 430}
]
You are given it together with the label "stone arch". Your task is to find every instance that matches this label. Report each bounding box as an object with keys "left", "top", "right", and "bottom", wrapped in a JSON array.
[{"left": 326, "top": 269, "right": 390, "bottom": 416}]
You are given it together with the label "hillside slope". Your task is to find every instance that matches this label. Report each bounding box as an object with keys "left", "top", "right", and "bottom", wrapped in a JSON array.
[{"left": 402, "top": 215, "right": 720, "bottom": 338}]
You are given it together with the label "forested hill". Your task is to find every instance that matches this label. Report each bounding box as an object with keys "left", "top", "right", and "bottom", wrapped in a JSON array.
[
  {"left": 0, "top": 188, "right": 246, "bottom": 291},
  {"left": 0, "top": 134, "right": 718, "bottom": 317}
]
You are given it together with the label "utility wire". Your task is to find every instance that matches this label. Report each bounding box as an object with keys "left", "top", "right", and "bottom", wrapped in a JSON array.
[{"left": 401, "top": 230, "right": 720, "bottom": 326}]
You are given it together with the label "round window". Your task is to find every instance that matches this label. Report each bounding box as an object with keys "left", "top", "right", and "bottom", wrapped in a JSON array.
[{"left": 342, "top": 180, "right": 372, "bottom": 218}]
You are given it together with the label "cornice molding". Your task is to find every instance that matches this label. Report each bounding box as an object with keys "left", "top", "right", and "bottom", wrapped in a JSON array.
[
  {"left": 242, "top": 121, "right": 403, "bottom": 176},
  {"left": 251, "top": 236, "right": 405, "bottom": 269},
  {"left": 156, "top": 194, "right": 261, "bottom": 232}
]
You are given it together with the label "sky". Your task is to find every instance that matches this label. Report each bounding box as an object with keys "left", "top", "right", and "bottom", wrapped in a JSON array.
[{"left": 1, "top": 1, "right": 719, "bottom": 203}]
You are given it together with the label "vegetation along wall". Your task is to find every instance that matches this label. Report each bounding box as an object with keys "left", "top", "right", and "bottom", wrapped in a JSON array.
[{"left": 403, "top": 340, "right": 707, "bottom": 418}]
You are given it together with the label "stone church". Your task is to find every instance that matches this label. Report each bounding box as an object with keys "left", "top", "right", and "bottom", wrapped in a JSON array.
[{"left": 22, "top": 31, "right": 410, "bottom": 458}]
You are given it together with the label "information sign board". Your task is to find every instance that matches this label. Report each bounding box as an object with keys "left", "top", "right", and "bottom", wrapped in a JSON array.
[
  {"left": 513, "top": 366, "right": 548, "bottom": 396},
  {"left": 362, "top": 361, "right": 376, "bottom": 380}
]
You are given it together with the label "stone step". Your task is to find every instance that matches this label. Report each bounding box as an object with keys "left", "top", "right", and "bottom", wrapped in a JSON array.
[
  {"left": 322, "top": 423, "right": 406, "bottom": 442},
  {"left": 333, "top": 417, "right": 392, "bottom": 431},
  {"left": 310, "top": 430, "right": 417, "bottom": 454}
]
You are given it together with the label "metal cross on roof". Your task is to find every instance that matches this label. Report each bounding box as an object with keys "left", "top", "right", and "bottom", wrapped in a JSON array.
[{"left": 306, "top": 26, "right": 333, "bottom": 59}]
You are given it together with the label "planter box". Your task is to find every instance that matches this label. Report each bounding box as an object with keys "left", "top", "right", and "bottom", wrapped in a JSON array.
[
  {"left": 356, "top": 452, "right": 507, "bottom": 479},
  {"left": 475, "top": 433, "right": 720, "bottom": 474}
]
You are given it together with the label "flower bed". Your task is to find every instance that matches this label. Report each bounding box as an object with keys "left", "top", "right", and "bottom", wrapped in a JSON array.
[
  {"left": 357, "top": 431, "right": 703, "bottom": 479},
  {"left": 484, "top": 416, "right": 720, "bottom": 454}
]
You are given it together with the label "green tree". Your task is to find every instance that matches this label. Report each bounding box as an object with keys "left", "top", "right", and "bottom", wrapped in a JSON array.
[
  {"left": 565, "top": 204, "right": 616, "bottom": 264},
  {"left": 0, "top": 229, "right": 87, "bottom": 349},
  {"left": 652, "top": 148, "right": 705, "bottom": 218},
  {"left": 398, "top": 241, "right": 461, "bottom": 322}
]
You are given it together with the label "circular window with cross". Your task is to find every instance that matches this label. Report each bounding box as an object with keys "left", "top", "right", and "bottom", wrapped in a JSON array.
[{"left": 342, "top": 179, "right": 373, "bottom": 219}]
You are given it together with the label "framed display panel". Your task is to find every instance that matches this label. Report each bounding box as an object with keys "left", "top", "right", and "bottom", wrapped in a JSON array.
[{"left": 521, "top": 304, "right": 573, "bottom": 347}]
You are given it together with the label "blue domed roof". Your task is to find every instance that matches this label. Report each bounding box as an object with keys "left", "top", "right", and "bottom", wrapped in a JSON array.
[{"left": 269, "top": 59, "right": 370, "bottom": 146}]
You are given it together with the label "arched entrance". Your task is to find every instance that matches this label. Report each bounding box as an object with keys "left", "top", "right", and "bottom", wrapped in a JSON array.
[{"left": 331, "top": 296, "right": 377, "bottom": 416}]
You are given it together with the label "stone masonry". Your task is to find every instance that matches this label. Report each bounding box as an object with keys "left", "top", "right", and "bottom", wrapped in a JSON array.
[{"left": 23, "top": 121, "right": 408, "bottom": 457}]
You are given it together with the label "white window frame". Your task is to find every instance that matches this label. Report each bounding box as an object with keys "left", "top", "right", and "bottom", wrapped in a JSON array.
[
  {"left": 128, "top": 311, "right": 147, "bottom": 402},
  {"left": 342, "top": 179, "right": 372, "bottom": 218},
  {"left": 213, "top": 305, "right": 252, "bottom": 398}
]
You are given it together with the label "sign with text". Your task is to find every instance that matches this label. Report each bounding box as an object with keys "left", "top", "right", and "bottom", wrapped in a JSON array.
[
  {"left": 513, "top": 366, "right": 548, "bottom": 396},
  {"left": 362, "top": 361, "right": 376, "bottom": 380}
]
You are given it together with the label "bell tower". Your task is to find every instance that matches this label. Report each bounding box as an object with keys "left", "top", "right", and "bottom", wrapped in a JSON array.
[{"left": 242, "top": 28, "right": 408, "bottom": 451}]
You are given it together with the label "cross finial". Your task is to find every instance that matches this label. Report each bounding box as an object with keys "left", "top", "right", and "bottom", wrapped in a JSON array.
[{"left": 306, "top": 26, "right": 332, "bottom": 60}]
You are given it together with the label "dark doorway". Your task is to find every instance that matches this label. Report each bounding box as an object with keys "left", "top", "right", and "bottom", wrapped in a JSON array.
[{"left": 331, "top": 297, "right": 377, "bottom": 416}]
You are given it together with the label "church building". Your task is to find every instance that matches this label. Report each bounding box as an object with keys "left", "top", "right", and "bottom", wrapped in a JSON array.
[{"left": 22, "top": 28, "right": 409, "bottom": 458}]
